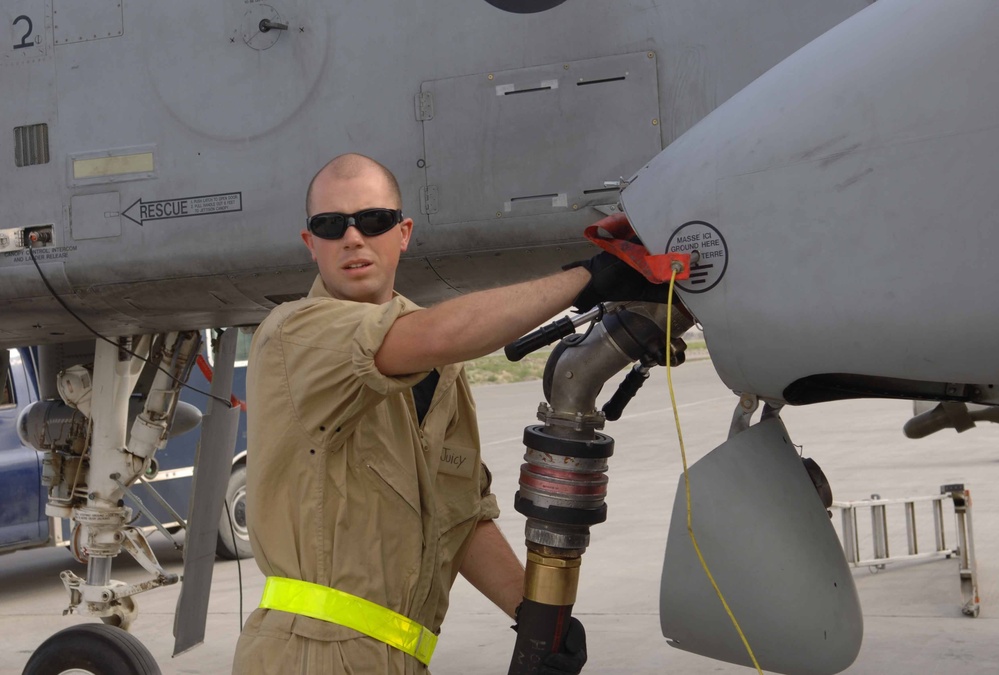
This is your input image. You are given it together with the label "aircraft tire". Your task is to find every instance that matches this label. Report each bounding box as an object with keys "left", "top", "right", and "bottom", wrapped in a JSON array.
[
  {"left": 22, "top": 623, "right": 161, "bottom": 675},
  {"left": 216, "top": 464, "right": 253, "bottom": 560}
]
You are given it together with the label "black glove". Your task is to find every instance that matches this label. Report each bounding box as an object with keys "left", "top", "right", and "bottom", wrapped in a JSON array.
[
  {"left": 564, "top": 251, "right": 671, "bottom": 312},
  {"left": 539, "top": 617, "right": 587, "bottom": 675}
]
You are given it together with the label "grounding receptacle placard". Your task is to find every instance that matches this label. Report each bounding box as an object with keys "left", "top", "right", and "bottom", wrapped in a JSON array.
[{"left": 665, "top": 221, "right": 728, "bottom": 293}]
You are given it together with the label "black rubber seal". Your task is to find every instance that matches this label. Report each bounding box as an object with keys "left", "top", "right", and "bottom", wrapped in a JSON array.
[
  {"left": 524, "top": 425, "right": 614, "bottom": 459},
  {"left": 514, "top": 492, "right": 608, "bottom": 525}
]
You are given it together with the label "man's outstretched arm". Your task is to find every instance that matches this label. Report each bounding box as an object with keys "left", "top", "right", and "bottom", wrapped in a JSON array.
[
  {"left": 459, "top": 520, "right": 525, "bottom": 620},
  {"left": 375, "top": 268, "right": 589, "bottom": 376}
]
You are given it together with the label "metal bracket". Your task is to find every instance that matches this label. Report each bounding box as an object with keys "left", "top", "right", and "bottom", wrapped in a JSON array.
[
  {"left": 59, "top": 568, "right": 176, "bottom": 630},
  {"left": 116, "top": 476, "right": 185, "bottom": 549},
  {"left": 727, "top": 393, "right": 759, "bottom": 439},
  {"left": 120, "top": 526, "right": 171, "bottom": 579},
  {"left": 592, "top": 203, "right": 622, "bottom": 216}
]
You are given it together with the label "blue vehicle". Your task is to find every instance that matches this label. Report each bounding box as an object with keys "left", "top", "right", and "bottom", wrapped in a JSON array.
[{"left": 0, "top": 331, "right": 252, "bottom": 560}]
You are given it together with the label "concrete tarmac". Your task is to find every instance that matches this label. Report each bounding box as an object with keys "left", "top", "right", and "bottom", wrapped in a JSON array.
[{"left": 1, "top": 359, "right": 996, "bottom": 674}]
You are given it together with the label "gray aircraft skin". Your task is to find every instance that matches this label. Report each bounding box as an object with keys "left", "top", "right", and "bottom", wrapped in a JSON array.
[
  {"left": 621, "top": 1, "right": 999, "bottom": 671},
  {"left": 0, "top": 0, "right": 872, "bottom": 347},
  {"left": 622, "top": 0, "right": 999, "bottom": 410},
  {"left": 5, "top": 0, "right": 997, "bottom": 673}
]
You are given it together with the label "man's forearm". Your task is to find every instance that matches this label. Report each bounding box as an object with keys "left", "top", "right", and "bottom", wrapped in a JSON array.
[
  {"left": 376, "top": 267, "right": 589, "bottom": 376},
  {"left": 459, "top": 520, "right": 525, "bottom": 619}
]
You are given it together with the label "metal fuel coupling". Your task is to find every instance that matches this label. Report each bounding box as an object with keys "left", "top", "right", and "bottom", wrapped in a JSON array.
[{"left": 524, "top": 551, "right": 582, "bottom": 606}]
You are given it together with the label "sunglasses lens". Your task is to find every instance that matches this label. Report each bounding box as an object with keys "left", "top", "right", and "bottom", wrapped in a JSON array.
[
  {"left": 309, "top": 214, "right": 347, "bottom": 239},
  {"left": 307, "top": 210, "right": 401, "bottom": 239},
  {"left": 356, "top": 209, "right": 400, "bottom": 236}
]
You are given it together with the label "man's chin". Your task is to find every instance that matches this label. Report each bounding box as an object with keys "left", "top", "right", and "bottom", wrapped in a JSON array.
[{"left": 326, "top": 278, "right": 387, "bottom": 305}]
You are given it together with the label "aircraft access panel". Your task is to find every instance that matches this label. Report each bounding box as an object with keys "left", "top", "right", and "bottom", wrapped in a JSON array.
[{"left": 419, "top": 51, "right": 662, "bottom": 225}]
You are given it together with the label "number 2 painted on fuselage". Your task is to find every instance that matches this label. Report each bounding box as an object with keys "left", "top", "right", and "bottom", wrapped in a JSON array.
[{"left": 13, "top": 15, "right": 34, "bottom": 50}]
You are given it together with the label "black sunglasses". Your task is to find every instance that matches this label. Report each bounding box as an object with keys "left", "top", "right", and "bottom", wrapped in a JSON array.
[{"left": 307, "top": 208, "right": 404, "bottom": 240}]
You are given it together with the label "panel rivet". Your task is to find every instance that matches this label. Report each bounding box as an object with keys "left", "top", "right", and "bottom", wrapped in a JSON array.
[
  {"left": 488, "top": 73, "right": 494, "bottom": 80},
  {"left": 652, "top": 119, "right": 659, "bottom": 126}
]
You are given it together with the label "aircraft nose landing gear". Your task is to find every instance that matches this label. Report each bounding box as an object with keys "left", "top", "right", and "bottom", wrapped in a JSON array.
[{"left": 20, "top": 331, "right": 202, "bottom": 674}]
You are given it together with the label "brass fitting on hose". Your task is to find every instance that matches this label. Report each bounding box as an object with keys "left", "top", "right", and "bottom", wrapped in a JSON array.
[{"left": 524, "top": 551, "right": 582, "bottom": 606}]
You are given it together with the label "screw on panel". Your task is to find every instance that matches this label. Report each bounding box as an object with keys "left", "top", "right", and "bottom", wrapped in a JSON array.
[
  {"left": 572, "top": 204, "right": 578, "bottom": 210},
  {"left": 496, "top": 212, "right": 502, "bottom": 218},
  {"left": 563, "top": 64, "right": 569, "bottom": 70},
  {"left": 648, "top": 52, "right": 654, "bottom": 58},
  {"left": 652, "top": 119, "right": 659, "bottom": 126},
  {"left": 488, "top": 74, "right": 494, "bottom": 80}
]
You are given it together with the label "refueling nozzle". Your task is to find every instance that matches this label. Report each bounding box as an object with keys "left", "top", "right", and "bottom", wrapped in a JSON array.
[{"left": 507, "top": 299, "right": 694, "bottom": 674}]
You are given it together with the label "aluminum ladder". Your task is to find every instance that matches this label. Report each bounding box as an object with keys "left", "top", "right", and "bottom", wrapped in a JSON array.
[{"left": 831, "top": 483, "right": 979, "bottom": 617}]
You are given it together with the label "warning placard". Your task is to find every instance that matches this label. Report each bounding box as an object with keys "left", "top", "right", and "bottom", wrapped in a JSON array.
[{"left": 122, "top": 192, "right": 242, "bottom": 226}]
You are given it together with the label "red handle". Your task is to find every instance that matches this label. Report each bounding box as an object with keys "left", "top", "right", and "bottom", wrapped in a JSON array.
[
  {"left": 583, "top": 213, "right": 689, "bottom": 282},
  {"left": 195, "top": 354, "right": 247, "bottom": 411}
]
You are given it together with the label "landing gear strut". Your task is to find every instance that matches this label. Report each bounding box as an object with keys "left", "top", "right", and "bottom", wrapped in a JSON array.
[{"left": 19, "top": 332, "right": 202, "bottom": 672}]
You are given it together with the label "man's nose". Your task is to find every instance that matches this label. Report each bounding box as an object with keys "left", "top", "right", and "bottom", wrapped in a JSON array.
[{"left": 340, "top": 223, "right": 365, "bottom": 247}]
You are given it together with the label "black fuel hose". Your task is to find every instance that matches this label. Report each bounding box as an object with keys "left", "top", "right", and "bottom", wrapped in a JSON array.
[{"left": 508, "top": 599, "right": 574, "bottom": 675}]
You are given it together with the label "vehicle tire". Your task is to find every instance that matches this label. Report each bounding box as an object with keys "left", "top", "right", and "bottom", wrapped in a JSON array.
[
  {"left": 216, "top": 464, "right": 253, "bottom": 560},
  {"left": 22, "top": 623, "right": 161, "bottom": 675}
]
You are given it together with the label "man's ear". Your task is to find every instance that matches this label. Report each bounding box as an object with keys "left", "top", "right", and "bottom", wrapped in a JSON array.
[
  {"left": 301, "top": 230, "right": 317, "bottom": 260},
  {"left": 399, "top": 218, "right": 414, "bottom": 253}
]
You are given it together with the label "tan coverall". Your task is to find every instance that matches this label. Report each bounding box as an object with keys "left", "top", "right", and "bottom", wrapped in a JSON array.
[{"left": 233, "top": 276, "right": 500, "bottom": 674}]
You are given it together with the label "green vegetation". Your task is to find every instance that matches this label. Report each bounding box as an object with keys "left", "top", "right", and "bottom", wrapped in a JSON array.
[
  {"left": 464, "top": 340, "right": 707, "bottom": 385},
  {"left": 464, "top": 350, "right": 553, "bottom": 385}
]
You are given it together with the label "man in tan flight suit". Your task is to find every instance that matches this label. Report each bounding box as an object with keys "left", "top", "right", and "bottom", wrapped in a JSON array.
[{"left": 233, "top": 153, "right": 660, "bottom": 674}]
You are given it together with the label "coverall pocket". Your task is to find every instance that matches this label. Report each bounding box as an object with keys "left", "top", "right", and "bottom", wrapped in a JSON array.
[
  {"left": 364, "top": 460, "right": 422, "bottom": 518},
  {"left": 435, "top": 473, "right": 479, "bottom": 534}
]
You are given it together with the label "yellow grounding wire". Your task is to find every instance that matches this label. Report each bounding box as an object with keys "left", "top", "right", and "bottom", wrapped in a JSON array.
[{"left": 665, "top": 266, "right": 763, "bottom": 675}]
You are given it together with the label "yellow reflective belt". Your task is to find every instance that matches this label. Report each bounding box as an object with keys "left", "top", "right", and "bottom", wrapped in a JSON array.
[{"left": 259, "top": 577, "right": 438, "bottom": 666}]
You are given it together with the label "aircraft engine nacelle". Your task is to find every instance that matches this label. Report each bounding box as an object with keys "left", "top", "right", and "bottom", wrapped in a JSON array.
[{"left": 622, "top": 0, "right": 999, "bottom": 409}]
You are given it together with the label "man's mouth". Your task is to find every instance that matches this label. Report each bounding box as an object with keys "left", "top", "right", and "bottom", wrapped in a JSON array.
[{"left": 343, "top": 261, "right": 372, "bottom": 270}]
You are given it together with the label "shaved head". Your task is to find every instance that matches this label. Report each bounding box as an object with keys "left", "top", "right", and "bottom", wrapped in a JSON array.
[
  {"left": 301, "top": 153, "right": 413, "bottom": 305},
  {"left": 306, "top": 153, "right": 402, "bottom": 215}
]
